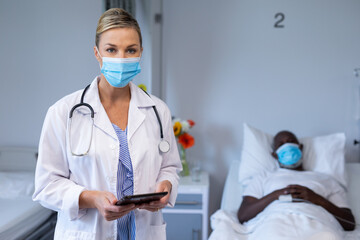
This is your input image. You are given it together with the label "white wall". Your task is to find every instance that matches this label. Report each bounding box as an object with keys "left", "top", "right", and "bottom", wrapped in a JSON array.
[
  {"left": 0, "top": 0, "right": 153, "bottom": 147},
  {"left": 0, "top": 0, "right": 102, "bottom": 146},
  {"left": 162, "top": 0, "right": 360, "bottom": 228},
  {"left": 136, "top": 0, "right": 163, "bottom": 97}
]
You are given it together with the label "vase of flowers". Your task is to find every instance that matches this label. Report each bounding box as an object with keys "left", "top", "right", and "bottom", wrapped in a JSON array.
[{"left": 173, "top": 118, "right": 195, "bottom": 176}]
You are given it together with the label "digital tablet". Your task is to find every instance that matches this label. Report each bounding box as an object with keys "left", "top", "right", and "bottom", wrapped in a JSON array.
[{"left": 116, "top": 192, "right": 168, "bottom": 206}]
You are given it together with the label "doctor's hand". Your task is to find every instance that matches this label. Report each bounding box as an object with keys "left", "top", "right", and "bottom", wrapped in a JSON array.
[
  {"left": 138, "top": 180, "right": 172, "bottom": 212},
  {"left": 80, "top": 190, "right": 137, "bottom": 221}
]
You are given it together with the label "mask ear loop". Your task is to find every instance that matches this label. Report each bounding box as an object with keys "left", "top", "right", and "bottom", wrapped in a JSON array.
[
  {"left": 138, "top": 50, "right": 143, "bottom": 62},
  {"left": 96, "top": 47, "right": 103, "bottom": 59},
  {"left": 95, "top": 47, "right": 104, "bottom": 71}
]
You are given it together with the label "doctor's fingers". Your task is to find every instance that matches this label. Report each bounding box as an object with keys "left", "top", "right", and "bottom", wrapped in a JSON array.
[
  {"left": 104, "top": 204, "right": 136, "bottom": 214},
  {"left": 103, "top": 207, "right": 137, "bottom": 221},
  {"left": 156, "top": 180, "right": 172, "bottom": 192},
  {"left": 149, "top": 199, "right": 168, "bottom": 208},
  {"left": 99, "top": 191, "right": 118, "bottom": 204},
  {"left": 104, "top": 212, "right": 130, "bottom": 221},
  {"left": 139, "top": 203, "right": 165, "bottom": 212},
  {"left": 159, "top": 194, "right": 170, "bottom": 205},
  {"left": 139, "top": 206, "right": 160, "bottom": 212}
]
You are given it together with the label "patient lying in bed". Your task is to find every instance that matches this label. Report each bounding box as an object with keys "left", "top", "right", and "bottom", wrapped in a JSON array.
[{"left": 237, "top": 130, "right": 355, "bottom": 238}]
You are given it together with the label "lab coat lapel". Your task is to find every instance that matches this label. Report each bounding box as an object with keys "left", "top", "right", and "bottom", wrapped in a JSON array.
[
  {"left": 127, "top": 82, "right": 155, "bottom": 141},
  {"left": 86, "top": 78, "right": 118, "bottom": 140}
]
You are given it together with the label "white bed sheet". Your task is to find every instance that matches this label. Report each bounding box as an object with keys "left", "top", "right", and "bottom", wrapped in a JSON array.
[
  {"left": 210, "top": 160, "right": 360, "bottom": 240},
  {"left": 210, "top": 209, "right": 360, "bottom": 240},
  {"left": 0, "top": 147, "right": 53, "bottom": 239},
  {"left": 0, "top": 171, "right": 35, "bottom": 199},
  {"left": 0, "top": 196, "right": 53, "bottom": 240}
]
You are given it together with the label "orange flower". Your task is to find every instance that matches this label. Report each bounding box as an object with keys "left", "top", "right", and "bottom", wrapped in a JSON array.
[
  {"left": 178, "top": 133, "right": 195, "bottom": 149},
  {"left": 187, "top": 120, "right": 195, "bottom": 127}
]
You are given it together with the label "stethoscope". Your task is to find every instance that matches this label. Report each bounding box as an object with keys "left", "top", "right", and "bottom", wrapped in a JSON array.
[{"left": 69, "top": 84, "right": 170, "bottom": 156}]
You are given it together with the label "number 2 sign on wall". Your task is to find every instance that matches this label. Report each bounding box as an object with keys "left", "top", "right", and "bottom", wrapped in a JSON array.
[{"left": 274, "top": 13, "right": 285, "bottom": 28}]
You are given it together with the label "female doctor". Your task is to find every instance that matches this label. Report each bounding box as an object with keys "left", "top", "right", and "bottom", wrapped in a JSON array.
[{"left": 33, "top": 8, "right": 182, "bottom": 240}]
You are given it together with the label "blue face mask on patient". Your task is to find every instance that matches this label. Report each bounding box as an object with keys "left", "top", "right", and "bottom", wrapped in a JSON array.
[{"left": 276, "top": 143, "right": 302, "bottom": 169}]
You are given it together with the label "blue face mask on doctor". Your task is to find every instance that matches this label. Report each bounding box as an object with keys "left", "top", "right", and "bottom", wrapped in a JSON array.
[
  {"left": 275, "top": 143, "right": 302, "bottom": 169},
  {"left": 97, "top": 48, "right": 141, "bottom": 88}
]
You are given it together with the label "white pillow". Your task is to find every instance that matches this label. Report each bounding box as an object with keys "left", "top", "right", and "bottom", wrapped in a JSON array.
[
  {"left": 238, "top": 123, "right": 347, "bottom": 187},
  {"left": 0, "top": 171, "right": 35, "bottom": 199}
]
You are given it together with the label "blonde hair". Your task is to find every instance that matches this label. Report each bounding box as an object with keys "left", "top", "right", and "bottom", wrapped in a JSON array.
[{"left": 95, "top": 8, "right": 142, "bottom": 47}]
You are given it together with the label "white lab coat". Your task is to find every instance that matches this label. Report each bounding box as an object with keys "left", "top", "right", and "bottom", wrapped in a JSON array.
[{"left": 33, "top": 77, "right": 182, "bottom": 240}]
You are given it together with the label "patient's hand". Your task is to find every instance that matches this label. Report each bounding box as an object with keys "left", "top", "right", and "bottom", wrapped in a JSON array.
[
  {"left": 282, "top": 184, "right": 322, "bottom": 205},
  {"left": 279, "top": 184, "right": 355, "bottom": 231}
]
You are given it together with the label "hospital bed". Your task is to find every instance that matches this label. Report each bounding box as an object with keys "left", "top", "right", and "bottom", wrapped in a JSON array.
[
  {"left": 0, "top": 147, "right": 55, "bottom": 240},
  {"left": 209, "top": 124, "right": 360, "bottom": 240}
]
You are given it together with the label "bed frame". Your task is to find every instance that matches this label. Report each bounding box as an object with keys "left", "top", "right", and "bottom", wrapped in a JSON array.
[
  {"left": 24, "top": 212, "right": 57, "bottom": 240},
  {"left": 0, "top": 147, "right": 56, "bottom": 240}
]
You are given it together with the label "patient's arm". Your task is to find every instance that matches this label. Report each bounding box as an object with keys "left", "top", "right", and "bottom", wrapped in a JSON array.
[
  {"left": 286, "top": 184, "right": 355, "bottom": 231},
  {"left": 238, "top": 185, "right": 356, "bottom": 230},
  {"left": 237, "top": 188, "right": 285, "bottom": 224}
]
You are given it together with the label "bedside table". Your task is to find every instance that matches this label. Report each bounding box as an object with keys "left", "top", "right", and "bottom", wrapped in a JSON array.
[{"left": 163, "top": 171, "right": 209, "bottom": 240}]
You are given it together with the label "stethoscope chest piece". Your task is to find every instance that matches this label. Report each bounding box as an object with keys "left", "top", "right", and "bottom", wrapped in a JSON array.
[{"left": 159, "top": 139, "right": 170, "bottom": 153}]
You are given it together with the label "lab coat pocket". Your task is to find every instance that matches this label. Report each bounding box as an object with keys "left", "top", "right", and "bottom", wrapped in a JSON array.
[
  {"left": 61, "top": 230, "right": 95, "bottom": 240},
  {"left": 66, "top": 130, "right": 98, "bottom": 179},
  {"left": 67, "top": 154, "right": 94, "bottom": 179},
  {"left": 55, "top": 210, "right": 97, "bottom": 240},
  {"left": 149, "top": 222, "right": 167, "bottom": 240},
  {"left": 66, "top": 116, "right": 97, "bottom": 175}
]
